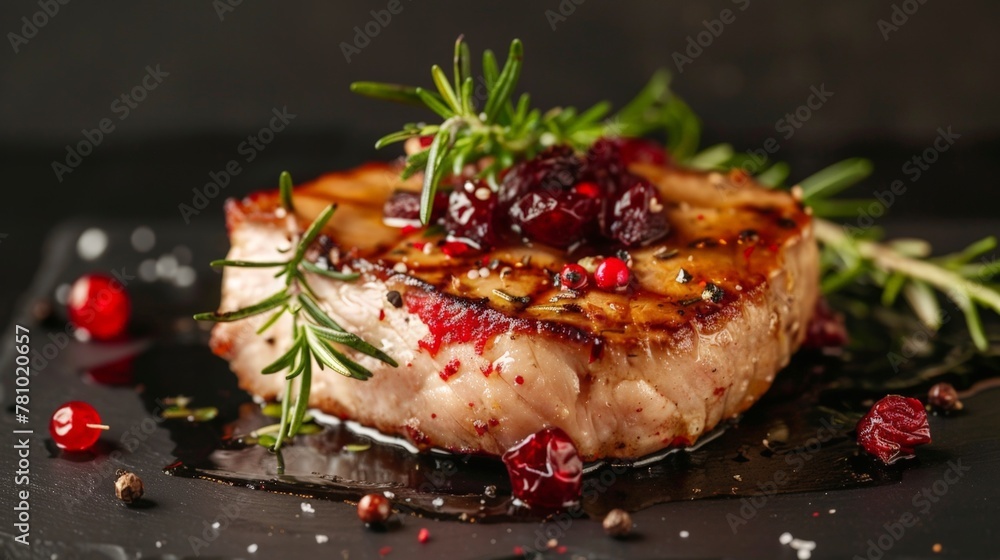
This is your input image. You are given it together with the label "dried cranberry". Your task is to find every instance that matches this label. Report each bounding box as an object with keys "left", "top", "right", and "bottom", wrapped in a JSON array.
[
  {"left": 499, "top": 145, "right": 581, "bottom": 207},
  {"left": 604, "top": 176, "right": 669, "bottom": 246},
  {"left": 383, "top": 190, "right": 448, "bottom": 227},
  {"left": 502, "top": 427, "right": 582, "bottom": 509},
  {"left": 584, "top": 139, "right": 626, "bottom": 183},
  {"left": 508, "top": 190, "right": 598, "bottom": 248},
  {"left": 559, "top": 264, "right": 588, "bottom": 290},
  {"left": 613, "top": 137, "right": 669, "bottom": 167},
  {"left": 382, "top": 192, "right": 422, "bottom": 227},
  {"left": 803, "top": 298, "right": 849, "bottom": 348},
  {"left": 856, "top": 395, "right": 931, "bottom": 464},
  {"left": 444, "top": 180, "right": 498, "bottom": 249},
  {"left": 594, "top": 257, "right": 630, "bottom": 291}
]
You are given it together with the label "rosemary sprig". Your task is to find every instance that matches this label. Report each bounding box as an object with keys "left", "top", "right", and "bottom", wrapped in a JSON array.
[
  {"left": 195, "top": 172, "right": 398, "bottom": 470},
  {"left": 352, "top": 37, "right": 694, "bottom": 224},
  {"left": 814, "top": 221, "right": 999, "bottom": 350},
  {"left": 681, "top": 124, "right": 1000, "bottom": 350}
]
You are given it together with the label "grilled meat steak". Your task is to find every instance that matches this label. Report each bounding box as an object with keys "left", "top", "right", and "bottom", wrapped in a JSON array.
[{"left": 209, "top": 162, "right": 818, "bottom": 460}]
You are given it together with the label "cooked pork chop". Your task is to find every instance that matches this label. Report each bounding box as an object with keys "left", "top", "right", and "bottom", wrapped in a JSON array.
[{"left": 209, "top": 162, "right": 819, "bottom": 460}]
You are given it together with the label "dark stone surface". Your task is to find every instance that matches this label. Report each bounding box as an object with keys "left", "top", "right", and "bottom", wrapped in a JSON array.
[{"left": 0, "top": 215, "right": 998, "bottom": 559}]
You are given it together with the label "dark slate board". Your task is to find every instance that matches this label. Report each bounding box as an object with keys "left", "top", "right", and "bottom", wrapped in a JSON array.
[{"left": 1, "top": 220, "right": 998, "bottom": 560}]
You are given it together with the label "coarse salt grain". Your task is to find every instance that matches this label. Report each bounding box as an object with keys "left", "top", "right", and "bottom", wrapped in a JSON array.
[
  {"left": 316, "top": 535, "right": 329, "bottom": 544},
  {"left": 301, "top": 502, "right": 315, "bottom": 514},
  {"left": 679, "top": 530, "right": 689, "bottom": 538},
  {"left": 791, "top": 539, "right": 816, "bottom": 551},
  {"left": 247, "top": 544, "right": 258, "bottom": 553}
]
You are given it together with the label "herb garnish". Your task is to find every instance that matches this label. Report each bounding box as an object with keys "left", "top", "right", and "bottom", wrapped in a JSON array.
[
  {"left": 355, "top": 36, "right": 999, "bottom": 349},
  {"left": 352, "top": 37, "right": 697, "bottom": 224},
  {"left": 672, "top": 123, "right": 1000, "bottom": 349},
  {"left": 195, "top": 173, "right": 398, "bottom": 470}
]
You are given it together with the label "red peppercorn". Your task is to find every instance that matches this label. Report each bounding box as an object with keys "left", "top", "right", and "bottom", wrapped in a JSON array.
[
  {"left": 594, "top": 257, "right": 630, "bottom": 291},
  {"left": 441, "top": 241, "right": 473, "bottom": 258},
  {"left": 417, "top": 528, "right": 430, "bottom": 544},
  {"left": 559, "top": 264, "right": 588, "bottom": 290},
  {"left": 67, "top": 273, "right": 131, "bottom": 340},
  {"left": 856, "top": 395, "right": 931, "bottom": 464},
  {"left": 357, "top": 493, "right": 392, "bottom": 524},
  {"left": 49, "top": 401, "right": 107, "bottom": 451},
  {"left": 573, "top": 181, "right": 601, "bottom": 198},
  {"left": 502, "top": 427, "right": 582, "bottom": 509}
]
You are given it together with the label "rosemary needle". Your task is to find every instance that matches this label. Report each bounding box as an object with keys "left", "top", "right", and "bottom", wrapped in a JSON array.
[{"left": 194, "top": 172, "right": 397, "bottom": 470}]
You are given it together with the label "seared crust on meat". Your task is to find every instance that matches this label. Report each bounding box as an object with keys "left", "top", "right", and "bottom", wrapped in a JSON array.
[{"left": 210, "top": 162, "right": 818, "bottom": 460}]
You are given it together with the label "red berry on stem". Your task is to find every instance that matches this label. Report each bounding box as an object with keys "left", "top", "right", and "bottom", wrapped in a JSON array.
[
  {"left": 856, "top": 395, "right": 931, "bottom": 464},
  {"left": 594, "top": 257, "right": 630, "bottom": 291},
  {"left": 502, "top": 427, "right": 582, "bottom": 509},
  {"left": 49, "top": 401, "right": 108, "bottom": 451},
  {"left": 67, "top": 273, "right": 131, "bottom": 340},
  {"left": 559, "top": 264, "right": 588, "bottom": 290}
]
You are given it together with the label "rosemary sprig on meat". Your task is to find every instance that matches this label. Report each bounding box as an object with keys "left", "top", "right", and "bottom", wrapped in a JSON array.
[
  {"left": 194, "top": 172, "right": 398, "bottom": 469},
  {"left": 352, "top": 36, "right": 697, "bottom": 224}
]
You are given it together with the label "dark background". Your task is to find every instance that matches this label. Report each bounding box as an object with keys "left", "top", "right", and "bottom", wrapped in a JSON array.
[
  {"left": 1, "top": 0, "right": 997, "bottom": 325},
  {"left": 1, "top": 3, "right": 999, "bottom": 559}
]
